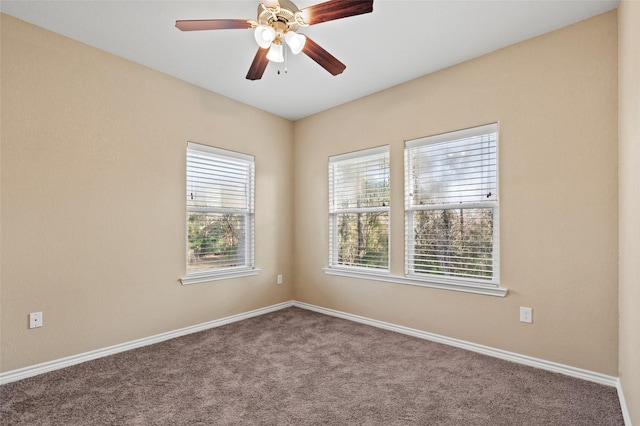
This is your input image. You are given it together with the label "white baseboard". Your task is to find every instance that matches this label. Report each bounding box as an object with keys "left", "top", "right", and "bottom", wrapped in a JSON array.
[
  {"left": 0, "top": 301, "right": 294, "bottom": 385},
  {"left": 293, "top": 301, "right": 619, "bottom": 387},
  {"left": 617, "top": 379, "right": 633, "bottom": 426}
]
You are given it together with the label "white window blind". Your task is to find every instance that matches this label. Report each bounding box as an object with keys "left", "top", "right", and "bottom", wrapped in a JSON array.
[
  {"left": 405, "top": 124, "right": 498, "bottom": 283},
  {"left": 185, "top": 143, "right": 254, "bottom": 276},
  {"left": 329, "top": 146, "right": 390, "bottom": 271}
]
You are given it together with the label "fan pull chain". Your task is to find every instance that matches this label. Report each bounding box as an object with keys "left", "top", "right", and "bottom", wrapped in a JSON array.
[
  {"left": 284, "top": 42, "right": 288, "bottom": 74},
  {"left": 278, "top": 43, "right": 288, "bottom": 75}
]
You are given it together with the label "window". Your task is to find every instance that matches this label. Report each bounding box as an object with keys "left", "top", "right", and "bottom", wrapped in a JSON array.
[
  {"left": 181, "top": 142, "right": 257, "bottom": 285},
  {"left": 405, "top": 124, "right": 498, "bottom": 284},
  {"left": 328, "top": 146, "right": 390, "bottom": 271}
]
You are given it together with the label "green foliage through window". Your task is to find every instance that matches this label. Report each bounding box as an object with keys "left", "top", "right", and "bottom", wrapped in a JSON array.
[
  {"left": 336, "top": 212, "right": 389, "bottom": 268},
  {"left": 412, "top": 208, "right": 493, "bottom": 279},
  {"left": 188, "top": 213, "right": 243, "bottom": 271}
]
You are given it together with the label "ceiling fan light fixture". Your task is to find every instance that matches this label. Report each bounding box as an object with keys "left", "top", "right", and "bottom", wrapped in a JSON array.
[
  {"left": 176, "top": 0, "right": 375, "bottom": 80},
  {"left": 266, "top": 42, "right": 285, "bottom": 62},
  {"left": 285, "top": 31, "right": 306, "bottom": 54},
  {"left": 254, "top": 25, "right": 276, "bottom": 48}
]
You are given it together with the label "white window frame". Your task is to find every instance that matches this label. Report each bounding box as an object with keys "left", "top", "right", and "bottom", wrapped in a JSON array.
[
  {"left": 404, "top": 123, "right": 500, "bottom": 288},
  {"left": 327, "top": 145, "right": 391, "bottom": 274},
  {"left": 180, "top": 142, "right": 260, "bottom": 285},
  {"left": 321, "top": 134, "right": 506, "bottom": 297}
]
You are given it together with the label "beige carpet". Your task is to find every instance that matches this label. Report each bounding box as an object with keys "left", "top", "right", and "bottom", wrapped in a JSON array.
[{"left": 0, "top": 307, "right": 624, "bottom": 425}]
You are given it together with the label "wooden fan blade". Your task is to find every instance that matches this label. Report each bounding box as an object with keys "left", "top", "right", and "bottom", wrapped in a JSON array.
[
  {"left": 246, "top": 47, "right": 270, "bottom": 80},
  {"left": 175, "top": 19, "right": 252, "bottom": 31},
  {"left": 302, "top": 37, "right": 346, "bottom": 76},
  {"left": 299, "top": 0, "right": 373, "bottom": 26}
]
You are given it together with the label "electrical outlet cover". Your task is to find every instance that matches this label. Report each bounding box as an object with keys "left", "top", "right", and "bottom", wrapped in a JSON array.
[
  {"left": 29, "top": 312, "right": 43, "bottom": 329},
  {"left": 520, "top": 307, "right": 532, "bottom": 324}
]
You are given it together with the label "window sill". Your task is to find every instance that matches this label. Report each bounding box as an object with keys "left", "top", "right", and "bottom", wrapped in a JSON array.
[
  {"left": 322, "top": 268, "right": 507, "bottom": 297},
  {"left": 180, "top": 268, "right": 261, "bottom": 285}
]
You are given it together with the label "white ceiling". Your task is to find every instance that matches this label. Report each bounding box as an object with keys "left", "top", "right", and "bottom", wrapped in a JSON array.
[{"left": 1, "top": 0, "right": 619, "bottom": 121}]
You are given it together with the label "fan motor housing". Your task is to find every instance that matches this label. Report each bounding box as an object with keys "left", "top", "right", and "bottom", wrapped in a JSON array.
[{"left": 256, "top": 0, "right": 301, "bottom": 32}]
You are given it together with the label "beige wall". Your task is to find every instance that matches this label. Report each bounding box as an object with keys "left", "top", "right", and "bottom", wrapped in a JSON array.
[
  {"left": 618, "top": 0, "right": 640, "bottom": 423},
  {"left": 293, "top": 11, "right": 619, "bottom": 375},
  {"left": 0, "top": 14, "right": 294, "bottom": 372}
]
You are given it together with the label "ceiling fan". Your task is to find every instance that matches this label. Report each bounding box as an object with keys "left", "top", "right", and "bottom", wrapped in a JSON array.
[{"left": 176, "top": 0, "right": 374, "bottom": 80}]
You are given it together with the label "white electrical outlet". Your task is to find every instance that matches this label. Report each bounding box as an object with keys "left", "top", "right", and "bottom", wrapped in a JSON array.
[
  {"left": 277, "top": 274, "right": 283, "bottom": 285},
  {"left": 29, "top": 312, "right": 43, "bottom": 329},
  {"left": 520, "top": 307, "right": 532, "bottom": 324}
]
